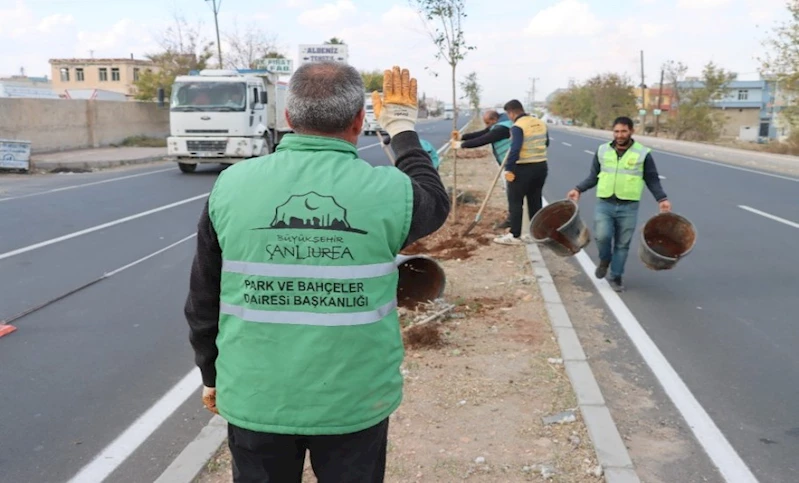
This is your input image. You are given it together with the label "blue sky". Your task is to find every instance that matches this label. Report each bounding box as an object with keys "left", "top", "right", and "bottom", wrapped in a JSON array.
[{"left": 0, "top": 0, "right": 791, "bottom": 105}]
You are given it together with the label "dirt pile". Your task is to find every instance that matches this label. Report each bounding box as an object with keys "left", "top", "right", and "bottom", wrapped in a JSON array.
[{"left": 401, "top": 202, "right": 507, "bottom": 261}]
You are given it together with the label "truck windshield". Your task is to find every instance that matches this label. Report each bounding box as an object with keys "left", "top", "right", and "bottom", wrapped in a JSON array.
[{"left": 171, "top": 82, "right": 247, "bottom": 111}]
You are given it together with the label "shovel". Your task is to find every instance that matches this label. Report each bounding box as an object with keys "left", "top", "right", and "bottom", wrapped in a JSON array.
[{"left": 461, "top": 149, "right": 510, "bottom": 236}]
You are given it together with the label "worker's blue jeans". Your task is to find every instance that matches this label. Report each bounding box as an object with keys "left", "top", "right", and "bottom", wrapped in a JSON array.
[{"left": 594, "top": 199, "right": 640, "bottom": 279}]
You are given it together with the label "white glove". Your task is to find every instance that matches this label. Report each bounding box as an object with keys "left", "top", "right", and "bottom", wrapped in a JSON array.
[{"left": 371, "top": 66, "right": 418, "bottom": 138}]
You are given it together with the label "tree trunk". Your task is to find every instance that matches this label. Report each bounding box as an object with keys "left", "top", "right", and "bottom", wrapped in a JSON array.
[{"left": 450, "top": 63, "right": 458, "bottom": 224}]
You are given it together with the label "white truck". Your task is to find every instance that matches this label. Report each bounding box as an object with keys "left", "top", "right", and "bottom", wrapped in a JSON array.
[
  {"left": 167, "top": 69, "right": 292, "bottom": 173},
  {"left": 362, "top": 93, "right": 380, "bottom": 135}
]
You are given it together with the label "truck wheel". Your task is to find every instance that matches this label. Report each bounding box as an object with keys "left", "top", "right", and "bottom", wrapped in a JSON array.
[{"left": 178, "top": 162, "right": 197, "bottom": 173}]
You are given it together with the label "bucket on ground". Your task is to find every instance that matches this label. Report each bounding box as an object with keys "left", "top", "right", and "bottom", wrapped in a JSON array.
[
  {"left": 530, "top": 199, "right": 591, "bottom": 257},
  {"left": 639, "top": 212, "right": 697, "bottom": 270},
  {"left": 395, "top": 255, "right": 446, "bottom": 309}
]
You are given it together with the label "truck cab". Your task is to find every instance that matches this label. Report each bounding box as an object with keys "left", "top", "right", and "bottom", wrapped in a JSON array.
[
  {"left": 167, "top": 69, "right": 291, "bottom": 173},
  {"left": 362, "top": 94, "right": 380, "bottom": 135}
]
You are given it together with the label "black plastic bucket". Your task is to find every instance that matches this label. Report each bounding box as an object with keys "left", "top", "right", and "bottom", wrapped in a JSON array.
[
  {"left": 530, "top": 199, "right": 591, "bottom": 257},
  {"left": 639, "top": 212, "right": 697, "bottom": 270},
  {"left": 395, "top": 255, "right": 446, "bottom": 309}
]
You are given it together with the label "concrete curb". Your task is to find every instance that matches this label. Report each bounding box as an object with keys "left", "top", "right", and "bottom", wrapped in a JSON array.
[
  {"left": 154, "top": 415, "right": 227, "bottom": 483},
  {"left": 525, "top": 242, "right": 641, "bottom": 483},
  {"left": 30, "top": 155, "right": 168, "bottom": 172}
]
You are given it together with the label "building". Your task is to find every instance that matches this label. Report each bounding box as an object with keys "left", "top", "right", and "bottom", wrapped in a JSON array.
[
  {"left": 0, "top": 70, "right": 59, "bottom": 98},
  {"left": 48, "top": 57, "right": 156, "bottom": 100},
  {"left": 633, "top": 86, "right": 674, "bottom": 113},
  {"left": 676, "top": 78, "right": 780, "bottom": 141}
]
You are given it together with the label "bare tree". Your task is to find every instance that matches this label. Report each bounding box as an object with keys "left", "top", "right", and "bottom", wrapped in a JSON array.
[
  {"left": 411, "top": 0, "right": 475, "bottom": 222},
  {"left": 134, "top": 13, "right": 215, "bottom": 100},
  {"left": 410, "top": 0, "right": 475, "bottom": 131},
  {"left": 223, "top": 20, "right": 283, "bottom": 69}
]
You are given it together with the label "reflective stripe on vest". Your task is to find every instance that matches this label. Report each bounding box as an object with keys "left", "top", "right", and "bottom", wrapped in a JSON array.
[
  {"left": 490, "top": 120, "right": 513, "bottom": 165},
  {"left": 514, "top": 116, "right": 548, "bottom": 163},
  {"left": 223, "top": 259, "right": 397, "bottom": 279},
  {"left": 596, "top": 142, "right": 648, "bottom": 200},
  {"left": 220, "top": 299, "right": 397, "bottom": 326}
]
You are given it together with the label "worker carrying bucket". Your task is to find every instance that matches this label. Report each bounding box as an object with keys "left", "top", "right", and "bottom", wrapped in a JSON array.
[
  {"left": 529, "top": 199, "right": 591, "bottom": 257},
  {"left": 567, "top": 116, "right": 672, "bottom": 292},
  {"left": 639, "top": 212, "right": 697, "bottom": 270}
]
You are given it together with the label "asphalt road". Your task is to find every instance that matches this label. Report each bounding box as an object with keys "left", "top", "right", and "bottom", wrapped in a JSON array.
[
  {"left": 544, "top": 127, "right": 799, "bottom": 483},
  {"left": 0, "top": 117, "right": 467, "bottom": 483}
]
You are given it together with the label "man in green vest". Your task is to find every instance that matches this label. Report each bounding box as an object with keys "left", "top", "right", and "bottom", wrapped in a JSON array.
[
  {"left": 567, "top": 116, "right": 671, "bottom": 292},
  {"left": 184, "top": 62, "right": 450, "bottom": 483},
  {"left": 450, "top": 109, "right": 514, "bottom": 228}
]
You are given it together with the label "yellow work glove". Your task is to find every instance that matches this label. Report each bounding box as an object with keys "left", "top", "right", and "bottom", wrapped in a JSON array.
[
  {"left": 451, "top": 140, "right": 463, "bottom": 150},
  {"left": 202, "top": 386, "right": 218, "bottom": 414},
  {"left": 504, "top": 171, "right": 515, "bottom": 182},
  {"left": 371, "top": 66, "right": 418, "bottom": 139},
  {"left": 451, "top": 130, "right": 461, "bottom": 141}
]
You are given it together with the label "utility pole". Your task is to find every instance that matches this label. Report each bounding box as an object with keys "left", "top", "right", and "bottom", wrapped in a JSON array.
[
  {"left": 528, "top": 77, "right": 539, "bottom": 112},
  {"left": 654, "top": 69, "right": 665, "bottom": 137},
  {"left": 206, "top": 0, "right": 223, "bottom": 68},
  {"left": 639, "top": 50, "right": 646, "bottom": 131}
]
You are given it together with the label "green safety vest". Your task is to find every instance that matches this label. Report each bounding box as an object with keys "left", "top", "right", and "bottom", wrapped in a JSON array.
[
  {"left": 491, "top": 120, "right": 513, "bottom": 165},
  {"left": 596, "top": 141, "right": 649, "bottom": 201},
  {"left": 208, "top": 133, "right": 413, "bottom": 435}
]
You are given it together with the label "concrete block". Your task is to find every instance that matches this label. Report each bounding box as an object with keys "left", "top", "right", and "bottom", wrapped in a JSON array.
[
  {"left": 580, "top": 405, "right": 634, "bottom": 469},
  {"left": 554, "top": 326, "right": 587, "bottom": 361},
  {"left": 565, "top": 360, "right": 605, "bottom": 406}
]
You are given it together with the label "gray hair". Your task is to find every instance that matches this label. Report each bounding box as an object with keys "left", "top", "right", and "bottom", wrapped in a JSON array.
[{"left": 286, "top": 61, "right": 365, "bottom": 134}]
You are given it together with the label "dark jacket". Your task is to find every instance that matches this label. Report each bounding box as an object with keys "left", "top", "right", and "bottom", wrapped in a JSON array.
[{"left": 460, "top": 113, "right": 512, "bottom": 149}]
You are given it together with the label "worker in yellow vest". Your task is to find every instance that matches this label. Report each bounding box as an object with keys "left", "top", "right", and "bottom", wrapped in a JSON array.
[
  {"left": 493, "top": 99, "right": 550, "bottom": 245},
  {"left": 567, "top": 116, "right": 671, "bottom": 292}
]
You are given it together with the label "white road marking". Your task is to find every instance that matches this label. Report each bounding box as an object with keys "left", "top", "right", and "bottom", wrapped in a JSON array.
[
  {"left": 0, "top": 193, "right": 209, "bottom": 262},
  {"left": 659, "top": 175, "right": 666, "bottom": 179},
  {"left": 562, "top": 142, "right": 572, "bottom": 147},
  {"left": 67, "top": 367, "right": 202, "bottom": 483},
  {"left": 739, "top": 205, "right": 799, "bottom": 229},
  {"left": 58, "top": 234, "right": 198, "bottom": 481},
  {"left": 0, "top": 167, "right": 174, "bottom": 202},
  {"left": 584, "top": 150, "right": 594, "bottom": 155},
  {"left": 357, "top": 142, "right": 381, "bottom": 151},
  {"left": 554, "top": 129, "right": 799, "bottom": 183},
  {"left": 541, "top": 196, "right": 759, "bottom": 482},
  {"left": 666, "top": 153, "right": 799, "bottom": 183},
  {"left": 105, "top": 234, "right": 197, "bottom": 277}
]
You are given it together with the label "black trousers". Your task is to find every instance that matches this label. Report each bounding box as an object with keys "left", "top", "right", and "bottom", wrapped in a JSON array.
[
  {"left": 227, "top": 418, "right": 389, "bottom": 483},
  {"left": 508, "top": 161, "right": 548, "bottom": 237}
]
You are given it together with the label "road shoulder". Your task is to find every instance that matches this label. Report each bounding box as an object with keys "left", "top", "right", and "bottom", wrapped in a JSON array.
[{"left": 540, "top": 249, "right": 725, "bottom": 483}]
